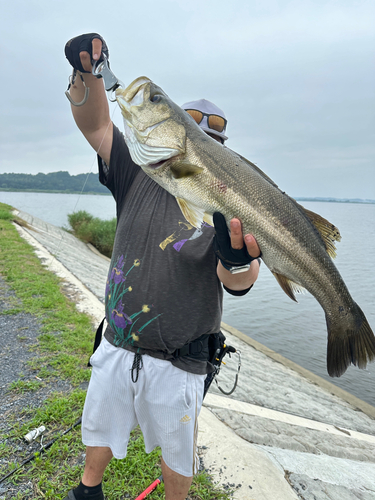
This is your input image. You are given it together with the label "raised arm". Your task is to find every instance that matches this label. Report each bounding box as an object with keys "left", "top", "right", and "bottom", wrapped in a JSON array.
[{"left": 65, "top": 34, "right": 113, "bottom": 165}]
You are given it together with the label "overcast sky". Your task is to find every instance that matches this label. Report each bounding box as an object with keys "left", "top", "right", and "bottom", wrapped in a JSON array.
[{"left": 1, "top": 0, "right": 374, "bottom": 199}]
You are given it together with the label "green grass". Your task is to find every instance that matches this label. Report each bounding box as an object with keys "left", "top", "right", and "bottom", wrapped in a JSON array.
[
  {"left": 0, "top": 202, "right": 231, "bottom": 500},
  {"left": 68, "top": 210, "right": 116, "bottom": 258},
  {"left": 8, "top": 380, "right": 43, "bottom": 394},
  {"left": 0, "top": 208, "right": 14, "bottom": 220}
]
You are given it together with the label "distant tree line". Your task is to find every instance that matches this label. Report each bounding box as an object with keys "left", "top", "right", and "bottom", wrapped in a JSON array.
[{"left": 0, "top": 171, "right": 108, "bottom": 194}]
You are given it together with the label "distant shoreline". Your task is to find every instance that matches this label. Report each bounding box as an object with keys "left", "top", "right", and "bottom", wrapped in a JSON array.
[
  {"left": 0, "top": 189, "right": 111, "bottom": 196},
  {"left": 294, "top": 197, "right": 375, "bottom": 205},
  {"left": 0, "top": 189, "right": 373, "bottom": 204}
]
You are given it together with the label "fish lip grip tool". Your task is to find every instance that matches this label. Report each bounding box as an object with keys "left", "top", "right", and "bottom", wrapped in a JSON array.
[
  {"left": 92, "top": 53, "right": 124, "bottom": 99},
  {"left": 66, "top": 53, "right": 123, "bottom": 106}
]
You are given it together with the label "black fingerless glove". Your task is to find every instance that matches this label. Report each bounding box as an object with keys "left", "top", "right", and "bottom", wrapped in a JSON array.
[
  {"left": 213, "top": 212, "right": 259, "bottom": 273},
  {"left": 65, "top": 33, "right": 109, "bottom": 73}
]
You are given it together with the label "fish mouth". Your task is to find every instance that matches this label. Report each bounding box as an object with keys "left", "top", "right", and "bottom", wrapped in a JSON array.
[
  {"left": 115, "top": 76, "right": 152, "bottom": 104},
  {"left": 148, "top": 159, "right": 168, "bottom": 169},
  {"left": 115, "top": 76, "right": 185, "bottom": 167}
]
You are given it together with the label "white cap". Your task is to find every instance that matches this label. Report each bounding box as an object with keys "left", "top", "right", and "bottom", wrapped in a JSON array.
[{"left": 181, "top": 98, "right": 228, "bottom": 142}]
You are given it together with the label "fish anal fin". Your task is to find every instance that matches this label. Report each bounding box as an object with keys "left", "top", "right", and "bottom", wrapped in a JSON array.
[
  {"left": 176, "top": 198, "right": 207, "bottom": 228},
  {"left": 272, "top": 272, "right": 305, "bottom": 302},
  {"left": 170, "top": 162, "right": 203, "bottom": 179},
  {"left": 300, "top": 206, "right": 342, "bottom": 259}
]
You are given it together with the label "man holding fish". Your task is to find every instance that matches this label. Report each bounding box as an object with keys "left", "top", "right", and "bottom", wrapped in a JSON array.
[{"left": 64, "top": 33, "right": 261, "bottom": 500}]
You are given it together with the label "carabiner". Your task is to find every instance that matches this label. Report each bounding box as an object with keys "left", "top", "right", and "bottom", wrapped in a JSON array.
[{"left": 65, "top": 69, "right": 90, "bottom": 107}]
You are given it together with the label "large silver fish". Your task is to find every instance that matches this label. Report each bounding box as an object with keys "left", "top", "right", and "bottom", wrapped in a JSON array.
[{"left": 115, "top": 77, "right": 375, "bottom": 377}]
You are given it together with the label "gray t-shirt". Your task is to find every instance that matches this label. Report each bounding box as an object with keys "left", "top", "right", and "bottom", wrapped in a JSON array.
[{"left": 99, "top": 125, "right": 223, "bottom": 374}]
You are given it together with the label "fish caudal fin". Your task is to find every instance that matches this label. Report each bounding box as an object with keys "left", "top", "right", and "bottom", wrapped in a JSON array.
[{"left": 326, "top": 303, "right": 375, "bottom": 377}]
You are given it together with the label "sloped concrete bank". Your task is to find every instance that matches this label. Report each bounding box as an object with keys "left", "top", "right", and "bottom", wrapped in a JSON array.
[{"left": 12, "top": 210, "right": 375, "bottom": 500}]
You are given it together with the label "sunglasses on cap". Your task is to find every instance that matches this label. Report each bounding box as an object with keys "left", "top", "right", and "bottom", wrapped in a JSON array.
[{"left": 185, "top": 109, "right": 227, "bottom": 133}]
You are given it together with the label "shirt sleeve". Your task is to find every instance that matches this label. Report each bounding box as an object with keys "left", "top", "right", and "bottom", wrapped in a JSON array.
[{"left": 97, "top": 124, "right": 140, "bottom": 208}]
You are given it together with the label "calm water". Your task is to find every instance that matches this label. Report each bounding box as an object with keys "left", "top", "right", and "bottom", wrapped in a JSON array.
[
  {"left": 1, "top": 191, "right": 375, "bottom": 406},
  {"left": 0, "top": 192, "right": 116, "bottom": 228}
]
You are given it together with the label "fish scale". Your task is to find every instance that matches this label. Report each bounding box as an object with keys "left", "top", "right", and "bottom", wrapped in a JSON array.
[{"left": 115, "top": 76, "right": 375, "bottom": 378}]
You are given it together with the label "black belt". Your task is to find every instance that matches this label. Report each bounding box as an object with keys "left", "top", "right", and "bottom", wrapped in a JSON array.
[
  {"left": 88, "top": 318, "right": 214, "bottom": 365},
  {"left": 172, "top": 333, "right": 211, "bottom": 361}
]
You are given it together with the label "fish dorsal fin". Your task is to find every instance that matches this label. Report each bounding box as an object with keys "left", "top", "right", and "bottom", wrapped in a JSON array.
[
  {"left": 170, "top": 162, "right": 203, "bottom": 179},
  {"left": 176, "top": 197, "right": 208, "bottom": 228},
  {"left": 272, "top": 272, "right": 305, "bottom": 302},
  {"left": 298, "top": 205, "right": 341, "bottom": 259}
]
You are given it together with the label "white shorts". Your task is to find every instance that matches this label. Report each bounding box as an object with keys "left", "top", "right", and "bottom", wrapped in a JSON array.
[{"left": 82, "top": 338, "right": 205, "bottom": 477}]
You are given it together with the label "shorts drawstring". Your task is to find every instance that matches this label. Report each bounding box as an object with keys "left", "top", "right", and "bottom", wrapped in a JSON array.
[{"left": 131, "top": 353, "right": 143, "bottom": 383}]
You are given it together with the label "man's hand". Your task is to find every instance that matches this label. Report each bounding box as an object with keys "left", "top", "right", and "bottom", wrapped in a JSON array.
[
  {"left": 229, "top": 218, "right": 261, "bottom": 260},
  {"left": 213, "top": 212, "right": 261, "bottom": 294},
  {"left": 80, "top": 37, "right": 103, "bottom": 72},
  {"left": 213, "top": 212, "right": 261, "bottom": 271},
  {"left": 65, "top": 33, "right": 108, "bottom": 73}
]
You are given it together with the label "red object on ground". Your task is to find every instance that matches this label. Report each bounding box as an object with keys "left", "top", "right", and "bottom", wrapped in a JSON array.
[{"left": 134, "top": 475, "right": 163, "bottom": 500}]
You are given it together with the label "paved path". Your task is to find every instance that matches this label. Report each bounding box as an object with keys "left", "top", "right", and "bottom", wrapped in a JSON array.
[
  {"left": 15, "top": 210, "right": 109, "bottom": 302},
  {"left": 13, "top": 211, "right": 375, "bottom": 500}
]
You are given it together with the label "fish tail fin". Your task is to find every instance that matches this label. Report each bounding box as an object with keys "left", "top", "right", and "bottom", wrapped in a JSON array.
[{"left": 326, "top": 303, "right": 375, "bottom": 377}]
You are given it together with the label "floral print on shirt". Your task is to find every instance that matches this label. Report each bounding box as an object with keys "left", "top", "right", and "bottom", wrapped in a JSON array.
[{"left": 105, "top": 254, "right": 160, "bottom": 347}]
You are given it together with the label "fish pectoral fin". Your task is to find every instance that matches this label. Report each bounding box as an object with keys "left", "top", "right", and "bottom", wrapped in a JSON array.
[
  {"left": 300, "top": 206, "right": 342, "bottom": 259},
  {"left": 170, "top": 162, "right": 204, "bottom": 179},
  {"left": 176, "top": 198, "right": 208, "bottom": 229},
  {"left": 272, "top": 272, "right": 305, "bottom": 302},
  {"left": 203, "top": 213, "right": 213, "bottom": 226}
]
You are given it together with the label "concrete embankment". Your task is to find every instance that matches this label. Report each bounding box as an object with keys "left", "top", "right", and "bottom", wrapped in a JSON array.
[{"left": 13, "top": 210, "right": 375, "bottom": 500}]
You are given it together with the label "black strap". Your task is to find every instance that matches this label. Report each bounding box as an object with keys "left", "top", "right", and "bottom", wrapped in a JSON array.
[
  {"left": 172, "top": 333, "right": 211, "bottom": 361},
  {"left": 87, "top": 317, "right": 105, "bottom": 367}
]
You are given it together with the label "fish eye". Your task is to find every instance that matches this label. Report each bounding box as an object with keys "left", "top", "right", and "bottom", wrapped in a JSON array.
[{"left": 150, "top": 94, "right": 162, "bottom": 103}]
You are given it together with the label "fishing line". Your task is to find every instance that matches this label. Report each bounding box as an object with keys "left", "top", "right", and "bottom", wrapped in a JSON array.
[{"left": 45, "top": 103, "right": 118, "bottom": 269}]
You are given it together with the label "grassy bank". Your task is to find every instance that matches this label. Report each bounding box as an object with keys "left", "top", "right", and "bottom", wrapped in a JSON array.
[
  {"left": 68, "top": 210, "right": 116, "bottom": 258},
  {"left": 0, "top": 203, "right": 231, "bottom": 500}
]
